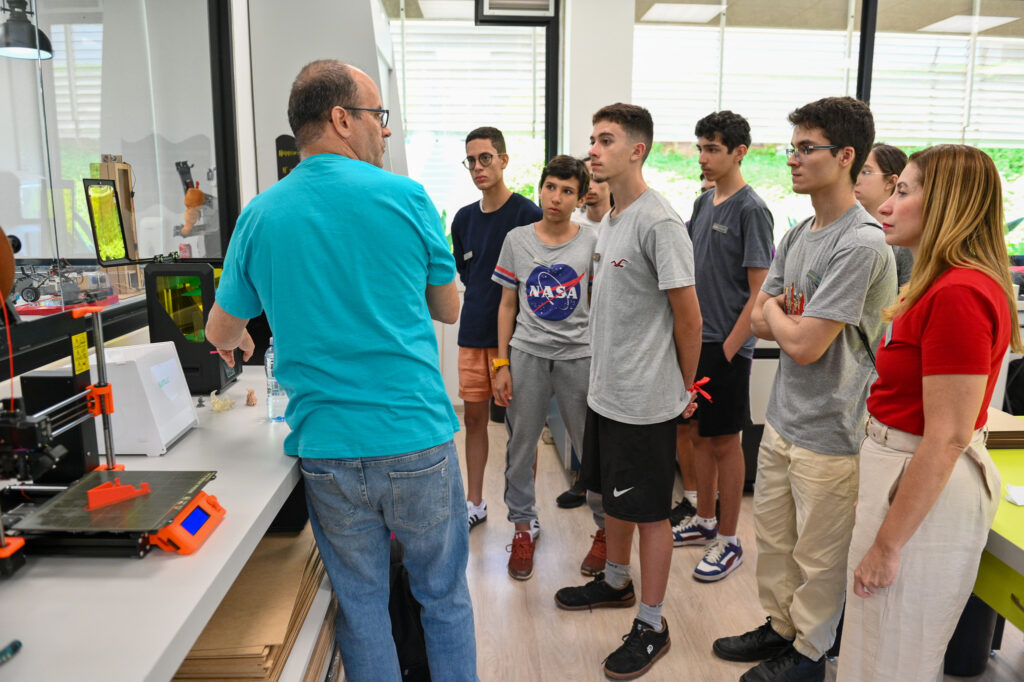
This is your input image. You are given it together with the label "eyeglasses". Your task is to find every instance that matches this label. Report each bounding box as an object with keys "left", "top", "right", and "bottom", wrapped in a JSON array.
[
  {"left": 346, "top": 107, "right": 389, "bottom": 128},
  {"left": 785, "top": 144, "right": 839, "bottom": 160},
  {"left": 462, "top": 153, "right": 498, "bottom": 170},
  {"left": 859, "top": 169, "right": 887, "bottom": 176}
]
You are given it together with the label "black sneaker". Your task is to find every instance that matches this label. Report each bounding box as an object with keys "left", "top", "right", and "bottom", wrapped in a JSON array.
[
  {"left": 603, "top": 617, "right": 671, "bottom": 680},
  {"left": 712, "top": 617, "right": 793, "bottom": 662},
  {"left": 554, "top": 573, "right": 636, "bottom": 611},
  {"left": 668, "top": 498, "right": 696, "bottom": 527},
  {"left": 556, "top": 476, "right": 588, "bottom": 508},
  {"left": 739, "top": 646, "right": 825, "bottom": 682}
]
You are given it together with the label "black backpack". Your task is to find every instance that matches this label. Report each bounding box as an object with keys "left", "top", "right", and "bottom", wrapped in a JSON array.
[{"left": 389, "top": 538, "right": 431, "bottom": 681}]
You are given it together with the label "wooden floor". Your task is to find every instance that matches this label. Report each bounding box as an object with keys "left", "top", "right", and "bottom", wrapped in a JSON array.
[{"left": 456, "top": 419, "right": 1024, "bottom": 682}]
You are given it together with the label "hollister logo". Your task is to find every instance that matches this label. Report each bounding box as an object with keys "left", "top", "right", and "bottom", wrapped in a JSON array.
[{"left": 611, "top": 258, "right": 630, "bottom": 268}]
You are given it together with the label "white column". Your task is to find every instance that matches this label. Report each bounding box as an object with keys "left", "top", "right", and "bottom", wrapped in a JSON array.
[{"left": 561, "top": 0, "right": 635, "bottom": 156}]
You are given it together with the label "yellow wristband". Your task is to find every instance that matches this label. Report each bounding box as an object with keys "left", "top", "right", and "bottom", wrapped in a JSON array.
[{"left": 491, "top": 358, "right": 510, "bottom": 372}]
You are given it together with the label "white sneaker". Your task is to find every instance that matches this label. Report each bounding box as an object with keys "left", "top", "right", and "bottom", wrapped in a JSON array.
[
  {"left": 467, "top": 500, "right": 487, "bottom": 530},
  {"left": 529, "top": 518, "right": 540, "bottom": 540}
]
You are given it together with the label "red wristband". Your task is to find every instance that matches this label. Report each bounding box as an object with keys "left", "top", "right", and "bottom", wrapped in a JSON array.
[{"left": 688, "top": 376, "right": 712, "bottom": 403}]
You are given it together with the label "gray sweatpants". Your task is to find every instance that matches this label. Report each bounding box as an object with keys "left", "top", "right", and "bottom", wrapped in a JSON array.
[{"left": 504, "top": 347, "right": 603, "bottom": 527}]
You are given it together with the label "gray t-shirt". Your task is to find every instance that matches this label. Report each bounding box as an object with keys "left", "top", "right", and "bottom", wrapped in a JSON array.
[
  {"left": 588, "top": 189, "right": 696, "bottom": 425},
  {"left": 492, "top": 223, "right": 598, "bottom": 360},
  {"left": 689, "top": 185, "right": 774, "bottom": 359},
  {"left": 763, "top": 204, "right": 897, "bottom": 455},
  {"left": 893, "top": 245, "right": 914, "bottom": 286}
]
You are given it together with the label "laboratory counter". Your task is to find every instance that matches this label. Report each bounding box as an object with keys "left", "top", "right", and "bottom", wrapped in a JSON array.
[{"left": 0, "top": 372, "right": 300, "bottom": 682}]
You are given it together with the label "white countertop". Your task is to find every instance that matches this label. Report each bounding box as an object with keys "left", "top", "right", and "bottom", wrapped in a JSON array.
[{"left": 0, "top": 371, "right": 298, "bottom": 682}]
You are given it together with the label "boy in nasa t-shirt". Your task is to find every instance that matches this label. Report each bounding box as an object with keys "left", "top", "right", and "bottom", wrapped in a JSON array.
[{"left": 490, "top": 155, "right": 598, "bottom": 580}]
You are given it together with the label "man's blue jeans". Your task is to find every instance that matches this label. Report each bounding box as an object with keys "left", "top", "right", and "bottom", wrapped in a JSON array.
[{"left": 300, "top": 440, "right": 477, "bottom": 681}]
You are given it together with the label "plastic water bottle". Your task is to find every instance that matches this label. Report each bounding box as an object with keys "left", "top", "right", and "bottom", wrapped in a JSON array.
[{"left": 265, "top": 337, "right": 286, "bottom": 421}]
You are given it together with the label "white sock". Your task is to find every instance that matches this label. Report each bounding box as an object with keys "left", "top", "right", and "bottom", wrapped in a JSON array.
[
  {"left": 719, "top": 534, "right": 738, "bottom": 546},
  {"left": 696, "top": 515, "right": 717, "bottom": 529},
  {"left": 683, "top": 490, "right": 698, "bottom": 506}
]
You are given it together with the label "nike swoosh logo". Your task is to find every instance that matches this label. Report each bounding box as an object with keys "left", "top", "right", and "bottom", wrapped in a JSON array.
[{"left": 612, "top": 487, "right": 634, "bottom": 498}]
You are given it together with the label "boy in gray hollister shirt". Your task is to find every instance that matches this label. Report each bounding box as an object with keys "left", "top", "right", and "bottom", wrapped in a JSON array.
[
  {"left": 554, "top": 104, "right": 702, "bottom": 681},
  {"left": 713, "top": 97, "right": 897, "bottom": 681},
  {"left": 491, "top": 156, "right": 598, "bottom": 582}
]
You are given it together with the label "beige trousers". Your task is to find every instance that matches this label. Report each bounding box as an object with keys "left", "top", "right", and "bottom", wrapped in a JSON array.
[
  {"left": 753, "top": 422, "right": 860, "bottom": 660},
  {"left": 837, "top": 417, "right": 1000, "bottom": 682}
]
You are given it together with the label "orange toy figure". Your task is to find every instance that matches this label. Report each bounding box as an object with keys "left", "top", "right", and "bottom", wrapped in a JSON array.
[{"left": 182, "top": 184, "right": 205, "bottom": 236}]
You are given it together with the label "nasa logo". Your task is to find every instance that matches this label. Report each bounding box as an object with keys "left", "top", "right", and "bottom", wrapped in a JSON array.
[{"left": 525, "top": 264, "right": 585, "bottom": 321}]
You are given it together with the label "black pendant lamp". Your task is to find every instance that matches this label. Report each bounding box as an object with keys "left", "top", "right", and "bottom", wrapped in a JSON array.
[{"left": 0, "top": 0, "right": 52, "bottom": 60}]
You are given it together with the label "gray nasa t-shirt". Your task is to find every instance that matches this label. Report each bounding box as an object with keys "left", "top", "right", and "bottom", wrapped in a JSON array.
[
  {"left": 589, "top": 189, "right": 696, "bottom": 425},
  {"left": 492, "top": 223, "right": 598, "bottom": 360},
  {"left": 689, "top": 185, "right": 774, "bottom": 359},
  {"left": 763, "top": 203, "right": 897, "bottom": 455}
]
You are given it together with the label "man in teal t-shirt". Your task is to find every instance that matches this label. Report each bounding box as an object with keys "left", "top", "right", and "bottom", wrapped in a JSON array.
[{"left": 206, "top": 60, "right": 477, "bottom": 682}]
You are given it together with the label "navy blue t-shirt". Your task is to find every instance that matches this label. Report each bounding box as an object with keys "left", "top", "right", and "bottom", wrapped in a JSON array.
[{"left": 451, "top": 192, "right": 542, "bottom": 347}]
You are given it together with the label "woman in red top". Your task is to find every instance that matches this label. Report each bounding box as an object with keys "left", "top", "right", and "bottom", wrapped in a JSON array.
[{"left": 837, "top": 144, "right": 1021, "bottom": 681}]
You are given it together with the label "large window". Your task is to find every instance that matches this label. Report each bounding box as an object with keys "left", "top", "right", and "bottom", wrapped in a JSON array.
[
  {"left": 632, "top": 0, "right": 1024, "bottom": 245},
  {"left": 388, "top": 3, "right": 546, "bottom": 236},
  {"left": 874, "top": 0, "right": 1024, "bottom": 252}
]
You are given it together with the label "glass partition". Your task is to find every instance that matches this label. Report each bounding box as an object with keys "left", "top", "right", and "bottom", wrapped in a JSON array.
[{"left": 0, "top": 0, "right": 226, "bottom": 318}]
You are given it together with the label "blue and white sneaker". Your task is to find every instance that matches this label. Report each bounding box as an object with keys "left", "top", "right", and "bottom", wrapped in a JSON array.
[
  {"left": 672, "top": 515, "right": 718, "bottom": 546},
  {"left": 693, "top": 538, "right": 743, "bottom": 582}
]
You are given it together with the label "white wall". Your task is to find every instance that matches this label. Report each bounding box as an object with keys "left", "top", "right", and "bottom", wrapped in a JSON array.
[
  {"left": 247, "top": 0, "right": 407, "bottom": 194},
  {"left": 561, "top": 0, "right": 635, "bottom": 156}
]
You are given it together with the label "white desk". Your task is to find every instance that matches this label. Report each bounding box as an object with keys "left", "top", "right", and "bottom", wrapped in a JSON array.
[{"left": 0, "top": 372, "right": 301, "bottom": 682}]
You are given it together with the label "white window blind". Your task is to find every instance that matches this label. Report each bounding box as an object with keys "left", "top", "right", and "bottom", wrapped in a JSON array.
[
  {"left": 50, "top": 23, "right": 103, "bottom": 140},
  {"left": 390, "top": 20, "right": 545, "bottom": 135}
]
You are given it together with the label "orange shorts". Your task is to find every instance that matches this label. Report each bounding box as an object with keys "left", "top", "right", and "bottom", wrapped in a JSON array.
[{"left": 458, "top": 347, "right": 499, "bottom": 403}]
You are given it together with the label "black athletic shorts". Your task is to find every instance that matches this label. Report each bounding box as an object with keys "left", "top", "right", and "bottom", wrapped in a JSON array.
[
  {"left": 689, "top": 342, "right": 752, "bottom": 437},
  {"left": 581, "top": 407, "right": 677, "bottom": 523}
]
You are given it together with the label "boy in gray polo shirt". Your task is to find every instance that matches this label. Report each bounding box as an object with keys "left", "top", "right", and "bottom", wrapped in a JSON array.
[
  {"left": 712, "top": 97, "right": 897, "bottom": 682},
  {"left": 673, "top": 111, "right": 774, "bottom": 585},
  {"left": 491, "top": 156, "right": 598, "bottom": 582},
  {"left": 554, "top": 104, "right": 703, "bottom": 681}
]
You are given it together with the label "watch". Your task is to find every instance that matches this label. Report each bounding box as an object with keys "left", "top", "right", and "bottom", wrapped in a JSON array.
[{"left": 491, "top": 358, "right": 510, "bottom": 372}]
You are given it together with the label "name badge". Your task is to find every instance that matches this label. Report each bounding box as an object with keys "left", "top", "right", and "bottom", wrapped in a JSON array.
[
  {"left": 712, "top": 223, "right": 728, "bottom": 234},
  {"left": 593, "top": 253, "right": 601, "bottom": 262},
  {"left": 463, "top": 251, "right": 473, "bottom": 261}
]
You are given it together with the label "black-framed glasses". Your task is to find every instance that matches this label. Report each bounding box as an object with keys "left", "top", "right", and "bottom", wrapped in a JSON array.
[
  {"left": 785, "top": 144, "right": 839, "bottom": 160},
  {"left": 462, "top": 153, "right": 498, "bottom": 170},
  {"left": 346, "top": 106, "right": 389, "bottom": 128}
]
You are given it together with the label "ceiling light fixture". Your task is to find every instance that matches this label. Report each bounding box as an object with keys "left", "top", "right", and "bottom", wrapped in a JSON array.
[
  {"left": 0, "top": 0, "right": 52, "bottom": 60},
  {"left": 919, "top": 14, "right": 1017, "bottom": 34}
]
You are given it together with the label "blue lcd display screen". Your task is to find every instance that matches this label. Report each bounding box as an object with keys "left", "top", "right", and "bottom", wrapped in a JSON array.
[{"left": 181, "top": 506, "right": 211, "bottom": 535}]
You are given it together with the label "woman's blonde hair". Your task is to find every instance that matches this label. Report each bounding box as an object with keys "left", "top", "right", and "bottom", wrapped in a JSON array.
[{"left": 885, "top": 144, "right": 1022, "bottom": 352}]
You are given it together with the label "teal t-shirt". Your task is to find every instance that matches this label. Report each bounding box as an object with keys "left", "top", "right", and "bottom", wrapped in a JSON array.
[{"left": 216, "top": 154, "right": 459, "bottom": 458}]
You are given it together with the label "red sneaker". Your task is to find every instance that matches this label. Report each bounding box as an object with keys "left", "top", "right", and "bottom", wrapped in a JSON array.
[
  {"left": 580, "top": 529, "right": 607, "bottom": 576},
  {"left": 507, "top": 530, "right": 536, "bottom": 580}
]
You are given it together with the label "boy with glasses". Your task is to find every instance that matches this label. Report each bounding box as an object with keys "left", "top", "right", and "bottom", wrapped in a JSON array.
[
  {"left": 491, "top": 155, "right": 597, "bottom": 580},
  {"left": 672, "top": 111, "right": 774, "bottom": 584},
  {"left": 712, "top": 97, "right": 896, "bottom": 682},
  {"left": 452, "top": 127, "right": 542, "bottom": 531}
]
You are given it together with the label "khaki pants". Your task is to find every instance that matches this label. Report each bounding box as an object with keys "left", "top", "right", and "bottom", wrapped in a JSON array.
[
  {"left": 837, "top": 417, "right": 1000, "bottom": 682},
  {"left": 753, "top": 422, "right": 859, "bottom": 660}
]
